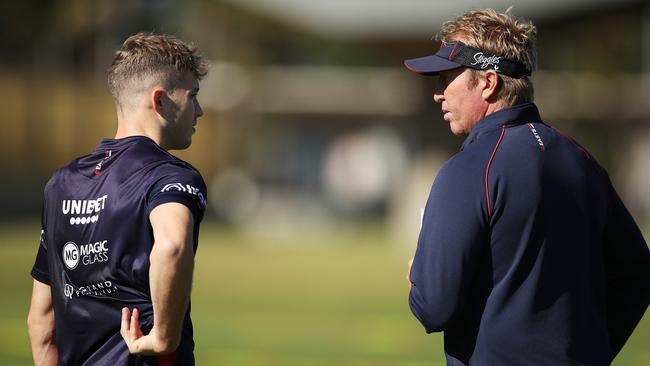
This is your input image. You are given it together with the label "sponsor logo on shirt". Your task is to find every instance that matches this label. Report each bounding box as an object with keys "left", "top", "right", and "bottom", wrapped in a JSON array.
[
  {"left": 62, "top": 240, "right": 110, "bottom": 270},
  {"left": 63, "top": 279, "right": 118, "bottom": 299},
  {"left": 62, "top": 242, "right": 80, "bottom": 269},
  {"left": 528, "top": 123, "right": 545, "bottom": 151},
  {"left": 64, "top": 283, "right": 74, "bottom": 298},
  {"left": 62, "top": 195, "right": 108, "bottom": 225},
  {"left": 161, "top": 183, "right": 207, "bottom": 208}
]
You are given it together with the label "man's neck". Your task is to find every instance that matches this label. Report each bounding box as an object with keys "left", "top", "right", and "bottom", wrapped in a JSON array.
[
  {"left": 114, "top": 112, "right": 164, "bottom": 148},
  {"left": 484, "top": 100, "right": 508, "bottom": 117}
]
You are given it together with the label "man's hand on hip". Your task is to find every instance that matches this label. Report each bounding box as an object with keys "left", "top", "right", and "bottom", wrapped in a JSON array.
[{"left": 120, "top": 307, "right": 173, "bottom": 355}]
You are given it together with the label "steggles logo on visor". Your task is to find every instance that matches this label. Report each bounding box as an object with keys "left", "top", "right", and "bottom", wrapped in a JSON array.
[
  {"left": 404, "top": 40, "right": 531, "bottom": 78},
  {"left": 443, "top": 41, "right": 530, "bottom": 77}
]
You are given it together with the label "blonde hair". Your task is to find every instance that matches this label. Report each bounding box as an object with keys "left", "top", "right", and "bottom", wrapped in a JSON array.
[
  {"left": 439, "top": 8, "right": 537, "bottom": 106},
  {"left": 107, "top": 33, "right": 208, "bottom": 111}
]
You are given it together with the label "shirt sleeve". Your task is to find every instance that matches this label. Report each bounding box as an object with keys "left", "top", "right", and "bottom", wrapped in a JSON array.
[
  {"left": 602, "top": 176, "right": 650, "bottom": 357},
  {"left": 146, "top": 165, "right": 208, "bottom": 224},
  {"left": 31, "top": 203, "right": 51, "bottom": 284},
  {"left": 409, "top": 158, "right": 488, "bottom": 333}
]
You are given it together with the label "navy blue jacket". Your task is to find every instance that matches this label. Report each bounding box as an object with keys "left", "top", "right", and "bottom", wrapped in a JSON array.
[
  {"left": 32, "top": 136, "right": 207, "bottom": 366},
  {"left": 410, "top": 103, "right": 650, "bottom": 365}
]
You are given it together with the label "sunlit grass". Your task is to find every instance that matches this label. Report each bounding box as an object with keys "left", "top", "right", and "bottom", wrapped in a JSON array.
[{"left": 1, "top": 221, "right": 647, "bottom": 365}]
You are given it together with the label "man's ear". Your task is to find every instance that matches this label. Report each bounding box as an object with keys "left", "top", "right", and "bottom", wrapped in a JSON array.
[
  {"left": 151, "top": 89, "right": 165, "bottom": 114},
  {"left": 481, "top": 70, "right": 500, "bottom": 101}
]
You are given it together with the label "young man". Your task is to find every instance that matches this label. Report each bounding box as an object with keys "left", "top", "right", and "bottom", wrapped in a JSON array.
[
  {"left": 27, "top": 33, "right": 208, "bottom": 365},
  {"left": 405, "top": 9, "right": 649, "bottom": 365}
]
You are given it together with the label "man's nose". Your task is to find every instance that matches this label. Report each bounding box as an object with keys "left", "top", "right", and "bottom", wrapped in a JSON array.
[
  {"left": 195, "top": 100, "right": 204, "bottom": 117},
  {"left": 433, "top": 81, "right": 444, "bottom": 103}
]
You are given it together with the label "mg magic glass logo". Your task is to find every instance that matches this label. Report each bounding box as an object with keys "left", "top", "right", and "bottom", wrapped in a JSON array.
[
  {"left": 62, "top": 242, "right": 79, "bottom": 269},
  {"left": 62, "top": 240, "right": 110, "bottom": 270}
]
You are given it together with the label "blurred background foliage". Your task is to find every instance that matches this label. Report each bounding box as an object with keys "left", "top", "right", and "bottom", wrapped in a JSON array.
[{"left": 1, "top": 0, "right": 649, "bottom": 365}]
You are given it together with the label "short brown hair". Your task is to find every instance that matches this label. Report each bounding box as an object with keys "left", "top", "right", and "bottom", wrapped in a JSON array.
[
  {"left": 107, "top": 33, "right": 208, "bottom": 111},
  {"left": 439, "top": 8, "right": 537, "bottom": 106}
]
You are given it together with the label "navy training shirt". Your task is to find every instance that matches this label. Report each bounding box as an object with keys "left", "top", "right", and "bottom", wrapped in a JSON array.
[
  {"left": 31, "top": 136, "right": 207, "bottom": 366},
  {"left": 409, "top": 103, "right": 650, "bottom": 365}
]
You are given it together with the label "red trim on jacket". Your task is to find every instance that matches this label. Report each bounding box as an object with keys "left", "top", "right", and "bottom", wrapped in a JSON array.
[{"left": 485, "top": 125, "right": 506, "bottom": 218}]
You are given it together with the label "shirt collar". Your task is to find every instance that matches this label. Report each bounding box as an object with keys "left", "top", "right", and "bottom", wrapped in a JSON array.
[
  {"left": 98, "top": 135, "right": 157, "bottom": 150},
  {"left": 461, "top": 102, "right": 542, "bottom": 150}
]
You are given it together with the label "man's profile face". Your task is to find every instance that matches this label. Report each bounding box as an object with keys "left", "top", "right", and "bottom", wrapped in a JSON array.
[
  {"left": 161, "top": 73, "right": 203, "bottom": 150},
  {"left": 433, "top": 67, "right": 486, "bottom": 136}
]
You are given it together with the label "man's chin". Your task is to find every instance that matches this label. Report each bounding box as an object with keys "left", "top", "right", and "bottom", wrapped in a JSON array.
[
  {"left": 449, "top": 123, "right": 468, "bottom": 136},
  {"left": 178, "top": 140, "right": 192, "bottom": 150},
  {"left": 166, "top": 139, "right": 192, "bottom": 151}
]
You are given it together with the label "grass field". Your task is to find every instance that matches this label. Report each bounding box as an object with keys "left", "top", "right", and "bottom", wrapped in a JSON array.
[{"left": 1, "top": 221, "right": 648, "bottom": 365}]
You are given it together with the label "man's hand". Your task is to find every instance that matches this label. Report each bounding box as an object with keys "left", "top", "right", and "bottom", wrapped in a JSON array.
[
  {"left": 406, "top": 257, "right": 414, "bottom": 289},
  {"left": 120, "top": 307, "right": 174, "bottom": 355},
  {"left": 121, "top": 307, "right": 147, "bottom": 354}
]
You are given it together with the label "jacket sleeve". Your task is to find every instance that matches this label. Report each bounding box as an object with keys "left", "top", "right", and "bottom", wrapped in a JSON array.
[
  {"left": 602, "top": 180, "right": 650, "bottom": 357},
  {"left": 409, "top": 158, "right": 488, "bottom": 333}
]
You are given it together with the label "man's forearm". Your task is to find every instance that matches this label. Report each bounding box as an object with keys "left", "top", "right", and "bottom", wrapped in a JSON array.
[
  {"left": 147, "top": 235, "right": 194, "bottom": 352},
  {"left": 29, "top": 336, "right": 59, "bottom": 366},
  {"left": 122, "top": 203, "right": 196, "bottom": 355},
  {"left": 28, "top": 280, "right": 60, "bottom": 365}
]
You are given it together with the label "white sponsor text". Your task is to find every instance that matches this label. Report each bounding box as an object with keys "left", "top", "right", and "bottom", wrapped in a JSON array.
[{"left": 471, "top": 52, "right": 501, "bottom": 70}]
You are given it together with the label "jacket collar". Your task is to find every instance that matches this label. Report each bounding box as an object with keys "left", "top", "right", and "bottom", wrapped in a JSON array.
[{"left": 461, "top": 103, "right": 542, "bottom": 150}]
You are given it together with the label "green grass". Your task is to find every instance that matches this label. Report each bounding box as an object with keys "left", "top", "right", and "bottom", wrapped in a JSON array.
[{"left": 1, "top": 221, "right": 648, "bottom": 365}]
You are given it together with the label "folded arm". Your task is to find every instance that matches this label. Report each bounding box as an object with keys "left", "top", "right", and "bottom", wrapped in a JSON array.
[{"left": 409, "top": 161, "right": 486, "bottom": 332}]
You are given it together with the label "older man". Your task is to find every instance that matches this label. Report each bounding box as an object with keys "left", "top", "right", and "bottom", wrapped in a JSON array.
[
  {"left": 27, "top": 33, "right": 208, "bottom": 365},
  {"left": 405, "top": 8, "right": 649, "bottom": 365}
]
